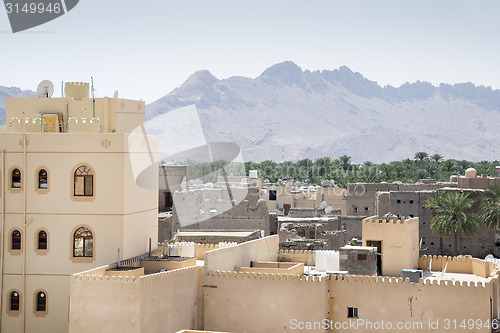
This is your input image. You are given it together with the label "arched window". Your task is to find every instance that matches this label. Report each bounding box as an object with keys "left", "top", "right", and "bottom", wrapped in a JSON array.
[
  {"left": 73, "top": 227, "right": 93, "bottom": 257},
  {"left": 11, "top": 169, "right": 21, "bottom": 188},
  {"left": 11, "top": 230, "right": 21, "bottom": 250},
  {"left": 74, "top": 166, "right": 93, "bottom": 196},
  {"left": 38, "top": 169, "right": 48, "bottom": 189},
  {"left": 10, "top": 291, "right": 19, "bottom": 311},
  {"left": 38, "top": 230, "right": 47, "bottom": 250},
  {"left": 36, "top": 291, "right": 46, "bottom": 312}
]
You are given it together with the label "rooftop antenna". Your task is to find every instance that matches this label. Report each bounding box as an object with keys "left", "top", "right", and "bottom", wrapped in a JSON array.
[
  {"left": 61, "top": 81, "right": 64, "bottom": 97},
  {"left": 91, "top": 77, "right": 95, "bottom": 118},
  {"left": 36, "top": 80, "right": 54, "bottom": 98}
]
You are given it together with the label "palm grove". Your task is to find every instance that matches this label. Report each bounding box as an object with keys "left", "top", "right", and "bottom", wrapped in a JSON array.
[
  {"left": 182, "top": 152, "right": 500, "bottom": 256},
  {"left": 185, "top": 152, "right": 498, "bottom": 187}
]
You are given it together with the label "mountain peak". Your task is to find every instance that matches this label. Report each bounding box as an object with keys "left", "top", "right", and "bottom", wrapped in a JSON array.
[
  {"left": 258, "top": 61, "right": 304, "bottom": 85},
  {"left": 183, "top": 70, "right": 218, "bottom": 87},
  {"left": 146, "top": 63, "right": 500, "bottom": 163}
]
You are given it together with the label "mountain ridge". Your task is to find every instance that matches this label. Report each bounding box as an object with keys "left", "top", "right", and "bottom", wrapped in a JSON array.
[
  {"left": 0, "top": 86, "right": 37, "bottom": 125},
  {"left": 146, "top": 62, "right": 500, "bottom": 163}
]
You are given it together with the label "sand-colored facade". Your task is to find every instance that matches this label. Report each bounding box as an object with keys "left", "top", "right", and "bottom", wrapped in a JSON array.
[
  {"left": 362, "top": 216, "right": 420, "bottom": 276},
  {"left": 0, "top": 83, "right": 158, "bottom": 332},
  {"left": 70, "top": 265, "right": 203, "bottom": 333},
  {"left": 70, "top": 221, "right": 500, "bottom": 333}
]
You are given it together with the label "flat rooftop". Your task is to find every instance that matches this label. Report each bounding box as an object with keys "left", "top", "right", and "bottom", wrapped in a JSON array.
[
  {"left": 423, "top": 271, "right": 488, "bottom": 283},
  {"left": 278, "top": 217, "right": 337, "bottom": 222},
  {"left": 177, "top": 230, "right": 259, "bottom": 237}
]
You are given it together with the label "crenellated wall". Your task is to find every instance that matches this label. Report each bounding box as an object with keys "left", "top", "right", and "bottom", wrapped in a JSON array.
[
  {"left": 69, "top": 266, "right": 203, "bottom": 333},
  {"left": 362, "top": 216, "right": 420, "bottom": 276},
  {"left": 204, "top": 235, "right": 279, "bottom": 274},
  {"left": 329, "top": 273, "right": 494, "bottom": 333},
  {"left": 203, "top": 267, "right": 497, "bottom": 333},
  {"left": 418, "top": 255, "right": 499, "bottom": 278},
  {"left": 278, "top": 249, "right": 315, "bottom": 265},
  {"left": 195, "top": 243, "right": 219, "bottom": 260},
  {"left": 203, "top": 271, "right": 328, "bottom": 333}
]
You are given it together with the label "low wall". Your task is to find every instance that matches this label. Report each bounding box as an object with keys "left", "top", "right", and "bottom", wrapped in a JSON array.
[
  {"left": 235, "top": 262, "right": 304, "bottom": 275},
  {"left": 70, "top": 266, "right": 203, "bottom": 333},
  {"left": 69, "top": 274, "right": 142, "bottom": 333},
  {"left": 330, "top": 274, "right": 494, "bottom": 333},
  {"left": 141, "top": 258, "right": 197, "bottom": 274},
  {"left": 105, "top": 267, "right": 145, "bottom": 278},
  {"left": 203, "top": 272, "right": 328, "bottom": 333},
  {"left": 418, "top": 255, "right": 498, "bottom": 278},
  {"left": 195, "top": 243, "right": 219, "bottom": 260},
  {"left": 140, "top": 266, "right": 203, "bottom": 332},
  {"left": 204, "top": 236, "right": 279, "bottom": 274},
  {"left": 278, "top": 249, "right": 315, "bottom": 265},
  {"left": 315, "top": 250, "right": 340, "bottom": 272}
]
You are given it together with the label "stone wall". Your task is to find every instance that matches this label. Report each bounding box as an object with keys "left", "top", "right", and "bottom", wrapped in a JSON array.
[
  {"left": 279, "top": 221, "right": 346, "bottom": 250},
  {"left": 277, "top": 216, "right": 362, "bottom": 250},
  {"left": 172, "top": 187, "right": 270, "bottom": 235},
  {"left": 376, "top": 189, "right": 496, "bottom": 258},
  {"left": 158, "top": 212, "right": 173, "bottom": 242},
  {"left": 174, "top": 230, "right": 261, "bottom": 244},
  {"left": 339, "top": 246, "right": 377, "bottom": 275},
  {"left": 159, "top": 165, "right": 189, "bottom": 211},
  {"left": 287, "top": 207, "right": 326, "bottom": 218},
  {"left": 346, "top": 181, "right": 456, "bottom": 217}
]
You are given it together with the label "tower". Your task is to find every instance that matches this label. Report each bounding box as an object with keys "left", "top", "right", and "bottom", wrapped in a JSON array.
[{"left": 0, "top": 81, "right": 158, "bottom": 332}]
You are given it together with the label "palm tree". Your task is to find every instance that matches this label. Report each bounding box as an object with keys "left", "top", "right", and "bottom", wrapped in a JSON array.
[
  {"left": 378, "top": 163, "right": 392, "bottom": 180},
  {"left": 424, "top": 191, "right": 478, "bottom": 255},
  {"left": 335, "top": 155, "right": 352, "bottom": 171},
  {"left": 314, "top": 157, "right": 333, "bottom": 178},
  {"left": 414, "top": 151, "right": 429, "bottom": 162},
  {"left": 479, "top": 185, "right": 500, "bottom": 229},
  {"left": 431, "top": 153, "right": 444, "bottom": 163}
]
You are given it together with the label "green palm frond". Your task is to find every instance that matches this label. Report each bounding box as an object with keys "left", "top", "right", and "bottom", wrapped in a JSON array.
[{"left": 479, "top": 185, "right": 500, "bottom": 229}]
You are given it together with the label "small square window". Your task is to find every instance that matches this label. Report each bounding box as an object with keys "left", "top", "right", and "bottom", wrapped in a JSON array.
[
  {"left": 409, "top": 200, "right": 414, "bottom": 204},
  {"left": 348, "top": 307, "right": 358, "bottom": 318},
  {"left": 409, "top": 214, "right": 414, "bottom": 218},
  {"left": 364, "top": 207, "right": 369, "bottom": 212},
  {"left": 396, "top": 200, "right": 401, "bottom": 204},
  {"left": 353, "top": 207, "right": 358, "bottom": 213},
  {"left": 357, "top": 254, "right": 366, "bottom": 261}
]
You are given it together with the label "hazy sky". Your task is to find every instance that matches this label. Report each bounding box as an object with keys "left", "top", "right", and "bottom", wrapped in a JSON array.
[{"left": 0, "top": 0, "right": 499, "bottom": 103}]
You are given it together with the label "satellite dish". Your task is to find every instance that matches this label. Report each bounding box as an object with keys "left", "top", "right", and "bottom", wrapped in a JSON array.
[
  {"left": 37, "top": 80, "right": 54, "bottom": 98},
  {"left": 325, "top": 206, "right": 332, "bottom": 214},
  {"left": 320, "top": 201, "right": 326, "bottom": 208}
]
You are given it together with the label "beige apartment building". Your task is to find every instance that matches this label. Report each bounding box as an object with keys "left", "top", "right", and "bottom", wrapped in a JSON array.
[{"left": 0, "top": 82, "right": 158, "bottom": 332}]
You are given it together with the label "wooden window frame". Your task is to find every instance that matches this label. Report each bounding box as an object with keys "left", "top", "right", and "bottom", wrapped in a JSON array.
[{"left": 73, "top": 166, "right": 93, "bottom": 197}]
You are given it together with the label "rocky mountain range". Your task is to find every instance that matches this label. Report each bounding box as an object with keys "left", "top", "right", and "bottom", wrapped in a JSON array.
[
  {"left": 146, "top": 62, "right": 500, "bottom": 163},
  {"left": 0, "top": 86, "right": 36, "bottom": 125},
  {"left": 2, "top": 62, "right": 500, "bottom": 163}
]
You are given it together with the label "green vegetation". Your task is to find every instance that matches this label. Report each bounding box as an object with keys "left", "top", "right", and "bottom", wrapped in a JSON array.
[
  {"left": 243, "top": 152, "right": 499, "bottom": 187},
  {"left": 478, "top": 185, "right": 500, "bottom": 229},
  {"left": 424, "top": 191, "right": 478, "bottom": 255},
  {"left": 179, "top": 152, "right": 499, "bottom": 187},
  {"left": 424, "top": 185, "right": 500, "bottom": 255}
]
